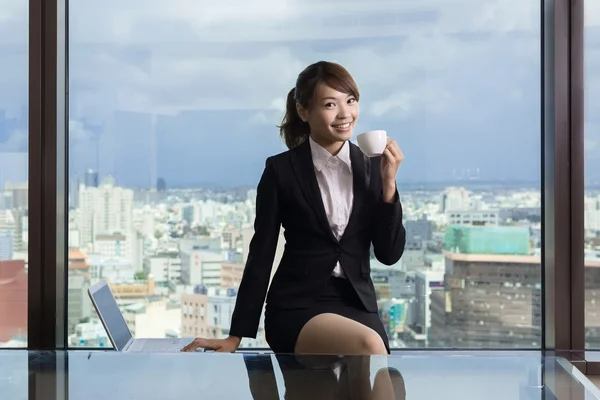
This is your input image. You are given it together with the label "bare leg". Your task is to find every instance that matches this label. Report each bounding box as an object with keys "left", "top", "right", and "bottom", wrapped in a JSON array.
[
  {"left": 372, "top": 367, "right": 406, "bottom": 400},
  {"left": 294, "top": 313, "right": 388, "bottom": 355},
  {"left": 294, "top": 313, "right": 387, "bottom": 399}
]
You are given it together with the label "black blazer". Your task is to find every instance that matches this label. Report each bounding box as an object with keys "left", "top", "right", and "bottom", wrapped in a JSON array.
[{"left": 229, "top": 139, "right": 406, "bottom": 338}]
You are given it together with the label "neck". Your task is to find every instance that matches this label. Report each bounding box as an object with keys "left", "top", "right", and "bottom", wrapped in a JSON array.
[{"left": 311, "top": 135, "right": 345, "bottom": 156}]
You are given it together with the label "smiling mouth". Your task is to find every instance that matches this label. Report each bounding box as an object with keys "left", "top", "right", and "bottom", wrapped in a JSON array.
[{"left": 332, "top": 122, "right": 352, "bottom": 129}]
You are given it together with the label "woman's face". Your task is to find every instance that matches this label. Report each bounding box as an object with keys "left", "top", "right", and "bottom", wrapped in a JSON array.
[{"left": 297, "top": 82, "right": 359, "bottom": 149}]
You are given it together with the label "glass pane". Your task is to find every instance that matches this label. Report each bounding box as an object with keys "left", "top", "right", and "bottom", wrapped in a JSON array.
[
  {"left": 0, "top": 0, "right": 28, "bottom": 348},
  {"left": 0, "top": 351, "right": 28, "bottom": 399},
  {"left": 68, "top": 0, "right": 541, "bottom": 349},
  {"left": 5, "top": 350, "right": 599, "bottom": 399},
  {"left": 14, "top": 351, "right": 598, "bottom": 399},
  {"left": 585, "top": 0, "right": 600, "bottom": 348}
]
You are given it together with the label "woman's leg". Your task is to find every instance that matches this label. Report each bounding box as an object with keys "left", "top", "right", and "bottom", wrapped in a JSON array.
[
  {"left": 294, "top": 313, "right": 386, "bottom": 400},
  {"left": 294, "top": 313, "right": 388, "bottom": 355},
  {"left": 372, "top": 367, "right": 406, "bottom": 400},
  {"left": 294, "top": 313, "right": 404, "bottom": 399}
]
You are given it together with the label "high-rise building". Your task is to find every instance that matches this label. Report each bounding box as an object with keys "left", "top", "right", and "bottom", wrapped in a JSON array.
[
  {"left": 0, "top": 153, "right": 27, "bottom": 189},
  {"left": 405, "top": 216, "right": 433, "bottom": 243},
  {"left": 181, "top": 205, "right": 194, "bottom": 225},
  {"left": 143, "top": 249, "right": 182, "bottom": 287},
  {"left": 405, "top": 270, "right": 445, "bottom": 346},
  {"left": 78, "top": 176, "right": 134, "bottom": 246},
  {"left": 84, "top": 169, "right": 99, "bottom": 188},
  {"left": 430, "top": 226, "right": 541, "bottom": 348},
  {"left": 0, "top": 191, "right": 13, "bottom": 210},
  {"left": 156, "top": 178, "right": 166, "bottom": 192},
  {"left": 0, "top": 260, "right": 27, "bottom": 342},
  {"left": 585, "top": 195, "right": 600, "bottom": 235},
  {"left": 441, "top": 187, "right": 470, "bottom": 213},
  {"left": 0, "top": 229, "right": 13, "bottom": 260},
  {"left": 446, "top": 210, "right": 500, "bottom": 226},
  {"left": 429, "top": 251, "right": 542, "bottom": 348},
  {"left": 4, "top": 181, "right": 27, "bottom": 209}
]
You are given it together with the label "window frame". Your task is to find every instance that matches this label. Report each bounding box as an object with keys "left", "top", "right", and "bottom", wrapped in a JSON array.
[{"left": 28, "top": 0, "right": 68, "bottom": 350}]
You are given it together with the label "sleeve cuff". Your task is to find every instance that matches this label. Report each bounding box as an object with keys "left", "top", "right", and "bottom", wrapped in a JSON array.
[
  {"left": 378, "top": 188, "right": 402, "bottom": 224},
  {"left": 380, "top": 187, "right": 399, "bottom": 205},
  {"left": 384, "top": 189, "right": 399, "bottom": 204}
]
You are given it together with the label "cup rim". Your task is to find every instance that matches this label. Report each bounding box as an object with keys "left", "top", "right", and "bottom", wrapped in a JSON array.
[{"left": 357, "top": 130, "right": 387, "bottom": 138}]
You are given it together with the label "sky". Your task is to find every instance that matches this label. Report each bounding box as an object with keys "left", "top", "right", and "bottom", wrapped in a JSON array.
[{"left": 0, "top": 0, "right": 599, "bottom": 188}]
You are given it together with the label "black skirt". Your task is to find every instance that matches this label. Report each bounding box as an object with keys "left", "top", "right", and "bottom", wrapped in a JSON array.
[{"left": 264, "top": 276, "right": 390, "bottom": 354}]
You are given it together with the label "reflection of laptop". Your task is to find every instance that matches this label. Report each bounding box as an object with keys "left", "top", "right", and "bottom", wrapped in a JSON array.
[{"left": 88, "top": 280, "right": 199, "bottom": 352}]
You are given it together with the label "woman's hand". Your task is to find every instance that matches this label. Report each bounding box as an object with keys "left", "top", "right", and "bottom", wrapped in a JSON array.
[
  {"left": 380, "top": 138, "right": 404, "bottom": 202},
  {"left": 181, "top": 335, "right": 241, "bottom": 353}
]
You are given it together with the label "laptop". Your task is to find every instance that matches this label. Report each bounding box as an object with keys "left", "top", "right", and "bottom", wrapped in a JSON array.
[{"left": 87, "top": 279, "right": 201, "bottom": 352}]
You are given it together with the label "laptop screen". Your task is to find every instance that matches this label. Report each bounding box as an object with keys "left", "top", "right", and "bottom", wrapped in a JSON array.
[{"left": 90, "top": 282, "right": 133, "bottom": 351}]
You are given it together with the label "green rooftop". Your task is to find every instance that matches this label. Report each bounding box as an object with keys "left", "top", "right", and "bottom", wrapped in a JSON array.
[{"left": 443, "top": 225, "right": 530, "bottom": 255}]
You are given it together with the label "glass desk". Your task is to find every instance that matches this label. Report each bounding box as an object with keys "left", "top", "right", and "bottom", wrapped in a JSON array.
[{"left": 1, "top": 350, "right": 599, "bottom": 399}]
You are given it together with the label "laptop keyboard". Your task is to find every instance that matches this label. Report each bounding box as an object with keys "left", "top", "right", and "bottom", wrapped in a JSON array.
[{"left": 127, "top": 339, "right": 184, "bottom": 352}]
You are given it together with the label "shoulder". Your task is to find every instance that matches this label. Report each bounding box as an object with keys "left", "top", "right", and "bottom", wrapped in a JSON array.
[
  {"left": 259, "top": 149, "right": 293, "bottom": 185},
  {"left": 265, "top": 150, "right": 291, "bottom": 167},
  {"left": 264, "top": 143, "right": 304, "bottom": 168}
]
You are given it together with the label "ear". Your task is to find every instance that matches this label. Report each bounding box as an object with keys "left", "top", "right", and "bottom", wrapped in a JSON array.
[{"left": 296, "top": 103, "right": 309, "bottom": 122}]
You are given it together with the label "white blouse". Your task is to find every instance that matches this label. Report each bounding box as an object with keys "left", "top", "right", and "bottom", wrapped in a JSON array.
[{"left": 309, "top": 136, "right": 354, "bottom": 278}]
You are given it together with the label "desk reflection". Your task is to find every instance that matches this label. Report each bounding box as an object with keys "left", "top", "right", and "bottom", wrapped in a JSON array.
[
  {"left": 17, "top": 350, "right": 592, "bottom": 399},
  {"left": 243, "top": 354, "right": 406, "bottom": 400}
]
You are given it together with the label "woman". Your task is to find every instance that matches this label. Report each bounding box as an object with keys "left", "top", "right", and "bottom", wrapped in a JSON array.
[{"left": 183, "top": 61, "right": 406, "bottom": 356}]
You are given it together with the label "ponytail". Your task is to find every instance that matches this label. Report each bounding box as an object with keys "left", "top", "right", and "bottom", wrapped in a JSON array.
[{"left": 279, "top": 87, "right": 310, "bottom": 150}]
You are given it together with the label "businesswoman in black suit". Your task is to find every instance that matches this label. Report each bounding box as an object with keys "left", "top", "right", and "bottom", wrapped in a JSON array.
[{"left": 184, "top": 61, "right": 406, "bottom": 357}]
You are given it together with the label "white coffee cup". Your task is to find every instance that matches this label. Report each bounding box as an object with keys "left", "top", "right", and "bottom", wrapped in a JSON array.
[{"left": 357, "top": 130, "right": 387, "bottom": 157}]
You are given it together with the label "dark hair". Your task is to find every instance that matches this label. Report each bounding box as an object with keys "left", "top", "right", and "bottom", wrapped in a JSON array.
[{"left": 279, "top": 61, "right": 360, "bottom": 149}]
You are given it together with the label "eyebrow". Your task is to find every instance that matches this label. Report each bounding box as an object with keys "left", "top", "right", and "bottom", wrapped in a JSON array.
[{"left": 322, "top": 95, "right": 354, "bottom": 101}]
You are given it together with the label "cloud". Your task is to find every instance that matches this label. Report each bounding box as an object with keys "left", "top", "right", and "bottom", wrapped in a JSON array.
[
  {"left": 64, "top": 0, "right": 542, "bottom": 122},
  {"left": 269, "top": 97, "right": 287, "bottom": 113},
  {"left": 249, "top": 111, "right": 285, "bottom": 129},
  {"left": 69, "top": 120, "right": 96, "bottom": 141},
  {"left": 587, "top": 1, "right": 600, "bottom": 27},
  {"left": 370, "top": 92, "right": 413, "bottom": 118},
  {"left": 69, "top": 0, "right": 300, "bottom": 44},
  {"left": 585, "top": 23, "right": 600, "bottom": 168},
  {"left": 68, "top": 0, "right": 540, "bottom": 45},
  {"left": 4, "top": 0, "right": 600, "bottom": 183},
  {"left": 61, "top": 0, "right": 548, "bottom": 184},
  {"left": 0, "top": 128, "right": 26, "bottom": 152},
  {"left": 0, "top": 0, "right": 26, "bottom": 40},
  {"left": 585, "top": 138, "right": 598, "bottom": 154},
  {"left": 69, "top": 44, "right": 305, "bottom": 117}
]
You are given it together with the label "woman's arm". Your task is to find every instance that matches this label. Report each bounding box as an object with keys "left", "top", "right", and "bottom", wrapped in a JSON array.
[
  {"left": 229, "top": 158, "right": 282, "bottom": 339},
  {"left": 371, "top": 183, "right": 406, "bottom": 266},
  {"left": 370, "top": 142, "right": 406, "bottom": 266}
]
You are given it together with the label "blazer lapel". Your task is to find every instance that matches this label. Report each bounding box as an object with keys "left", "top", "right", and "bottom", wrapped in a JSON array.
[
  {"left": 290, "top": 140, "right": 338, "bottom": 242},
  {"left": 346, "top": 142, "right": 368, "bottom": 233}
]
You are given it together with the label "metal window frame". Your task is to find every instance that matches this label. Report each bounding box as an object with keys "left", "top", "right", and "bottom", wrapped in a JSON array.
[
  {"left": 24, "top": 0, "right": 591, "bottom": 365},
  {"left": 27, "top": 0, "right": 68, "bottom": 350},
  {"left": 542, "top": 0, "right": 585, "bottom": 354}
]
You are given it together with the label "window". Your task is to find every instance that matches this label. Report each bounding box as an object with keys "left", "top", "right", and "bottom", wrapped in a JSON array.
[
  {"left": 585, "top": 0, "right": 600, "bottom": 349},
  {"left": 68, "top": 0, "right": 541, "bottom": 349},
  {"left": 0, "top": 0, "right": 28, "bottom": 348}
]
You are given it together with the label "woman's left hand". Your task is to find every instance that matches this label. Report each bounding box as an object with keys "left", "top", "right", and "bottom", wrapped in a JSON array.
[{"left": 380, "top": 138, "right": 404, "bottom": 186}]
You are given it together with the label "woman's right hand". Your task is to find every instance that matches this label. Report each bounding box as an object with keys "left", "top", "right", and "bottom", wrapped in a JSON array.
[{"left": 181, "top": 335, "right": 241, "bottom": 353}]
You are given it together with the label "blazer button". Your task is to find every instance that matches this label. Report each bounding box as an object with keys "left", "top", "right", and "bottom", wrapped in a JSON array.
[{"left": 335, "top": 247, "right": 341, "bottom": 253}]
